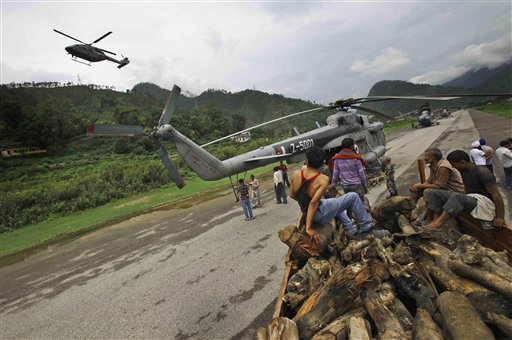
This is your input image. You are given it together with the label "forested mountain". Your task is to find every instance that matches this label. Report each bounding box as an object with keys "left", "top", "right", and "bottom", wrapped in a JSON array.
[
  {"left": 364, "top": 80, "right": 510, "bottom": 117},
  {"left": 443, "top": 62, "right": 512, "bottom": 91},
  {"left": 362, "top": 62, "right": 511, "bottom": 117},
  {"left": 0, "top": 82, "right": 319, "bottom": 151},
  {"left": 131, "top": 82, "right": 318, "bottom": 125}
]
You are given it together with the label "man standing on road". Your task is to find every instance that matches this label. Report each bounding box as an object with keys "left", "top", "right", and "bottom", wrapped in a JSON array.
[
  {"left": 496, "top": 140, "right": 512, "bottom": 190},
  {"left": 273, "top": 166, "right": 287, "bottom": 204},
  {"left": 331, "top": 138, "right": 368, "bottom": 203},
  {"left": 237, "top": 179, "right": 254, "bottom": 221},
  {"left": 479, "top": 138, "right": 495, "bottom": 173},
  {"left": 279, "top": 161, "right": 290, "bottom": 188},
  {"left": 470, "top": 141, "right": 487, "bottom": 166},
  {"left": 290, "top": 146, "right": 388, "bottom": 242},
  {"left": 248, "top": 174, "right": 261, "bottom": 207},
  {"left": 425, "top": 150, "right": 505, "bottom": 230}
]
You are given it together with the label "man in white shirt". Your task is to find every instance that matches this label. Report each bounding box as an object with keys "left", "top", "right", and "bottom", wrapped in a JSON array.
[
  {"left": 496, "top": 140, "right": 512, "bottom": 190},
  {"left": 479, "top": 138, "right": 495, "bottom": 172},
  {"left": 273, "top": 166, "right": 287, "bottom": 204},
  {"left": 470, "top": 141, "right": 487, "bottom": 166}
]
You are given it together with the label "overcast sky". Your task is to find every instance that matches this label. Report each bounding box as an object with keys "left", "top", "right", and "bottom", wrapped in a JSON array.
[{"left": 1, "top": 1, "right": 511, "bottom": 104}]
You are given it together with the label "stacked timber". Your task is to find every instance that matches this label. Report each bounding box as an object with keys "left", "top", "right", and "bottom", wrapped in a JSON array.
[{"left": 257, "top": 196, "right": 512, "bottom": 340}]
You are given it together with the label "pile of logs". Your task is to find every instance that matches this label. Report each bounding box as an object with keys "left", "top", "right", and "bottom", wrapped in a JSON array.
[{"left": 257, "top": 196, "right": 512, "bottom": 340}]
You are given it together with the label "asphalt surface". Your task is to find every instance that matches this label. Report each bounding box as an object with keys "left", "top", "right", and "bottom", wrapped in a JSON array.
[{"left": 1, "top": 109, "right": 510, "bottom": 339}]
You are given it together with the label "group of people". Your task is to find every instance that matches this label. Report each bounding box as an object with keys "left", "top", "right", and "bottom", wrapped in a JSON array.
[
  {"left": 409, "top": 137, "right": 511, "bottom": 230},
  {"left": 236, "top": 174, "right": 261, "bottom": 221},
  {"left": 237, "top": 135, "right": 510, "bottom": 233}
]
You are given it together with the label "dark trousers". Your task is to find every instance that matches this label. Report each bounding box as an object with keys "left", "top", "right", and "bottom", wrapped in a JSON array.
[
  {"left": 283, "top": 173, "right": 290, "bottom": 187},
  {"left": 275, "top": 183, "right": 287, "bottom": 203},
  {"left": 426, "top": 189, "right": 477, "bottom": 217}
]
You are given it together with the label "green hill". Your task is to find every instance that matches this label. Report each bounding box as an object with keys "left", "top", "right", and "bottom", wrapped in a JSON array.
[{"left": 362, "top": 80, "right": 510, "bottom": 118}]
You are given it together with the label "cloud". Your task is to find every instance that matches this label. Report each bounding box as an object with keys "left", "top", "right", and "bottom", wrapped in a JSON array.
[
  {"left": 409, "top": 66, "right": 470, "bottom": 85},
  {"left": 409, "top": 33, "right": 511, "bottom": 85},
  {"left": 453, "top": 34, "right": 512, "bottom": 69},
  {"left": 349, "top": 47, "right": 411, "bottom": 75}
]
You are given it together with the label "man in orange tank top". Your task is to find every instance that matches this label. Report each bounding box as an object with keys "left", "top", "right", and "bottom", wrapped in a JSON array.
[{"left": 290, "top": 146, "right": 389, "bottom": 242}]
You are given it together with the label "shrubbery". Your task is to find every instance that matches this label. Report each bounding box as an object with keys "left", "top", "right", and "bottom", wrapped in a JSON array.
[{"left": 0, "top": 160, "right": 171, "bottom": 232}]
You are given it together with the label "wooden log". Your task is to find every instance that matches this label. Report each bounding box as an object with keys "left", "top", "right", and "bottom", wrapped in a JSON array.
[
  {"left": 278, "top": 222, "right": 333, "bottom": 263},
  {"left": 284, "top": 258, "right": 332, "bottom": 310},
  {"left": 388, "top": 297, "right": 414, "bottom": 331},
  {"left": 294, "top": 264, "right": 370, "bottom": 340},
  {"left": 362, "top": 290, "right": 408, "bottom": 340},
  {"left": 418, "top": 241, "right": 452, "bottom": 271},
  {"left": 377, "top": 283, "right": 395, "bottom": 307},
  {"left": 437, "top": 291, "right": 495, "bottom": 340},
  {"left": 311, "top": 308, "right": 366, "bottom": 340},
  {"left": 393, "top": 240, "right": 414, "bottom": 265},
  {"left": 486, "top": 312, "right": 512, "bottom": 337},
  {"left": 395, "top": 271, "right": 437, "bottom": 315},
  {"left": 412, "top": 308, "right": 443, "bottom": 340},
  {"left": 452, "top": 234, "right": 512, "bottom": 281},
  {"left": 370, "top": 196, "right": 416, "bottom": 232},
  {"left": 397, "top": 214, "right": 418, "bottom": 236},
  {"left": 410, "top": 197, "right": 426, "bottom": 223},
  {"left": 375, "top": 238, "right": 413, "bottom": 277},
  {"left": 457, "top": 211, "right": 512, "bottom": 261},
  {"left": 268, "top": 317, "right": 300, "bottom": 340},
  {"left": 256, "top": 327, "right": 267, "bottom": 340},
  {"left": 448, "top": 258, "right": 512, "bottom": 300},
  {"left": 348, "top": 317, "right": 370, "bottom": 340}
]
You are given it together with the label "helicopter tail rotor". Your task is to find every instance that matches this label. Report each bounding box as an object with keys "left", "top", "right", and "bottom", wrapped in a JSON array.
[{"left": 117, "top": 55, "right": 130, "bottom": 69}]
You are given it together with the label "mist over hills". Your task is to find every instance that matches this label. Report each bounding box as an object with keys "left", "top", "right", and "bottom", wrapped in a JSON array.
[{"left": 363, "top": 63, "right": 511, "bottom": 116}]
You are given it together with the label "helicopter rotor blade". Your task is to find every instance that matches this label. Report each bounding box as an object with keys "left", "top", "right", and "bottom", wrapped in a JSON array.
[
  {"left": 97, "top": 47, "right": 117, "bottom": 55},
  {"left": 348, "top": 105, "right": 395, "bottom": 121},
  {"left": 53, "top": 29, "right": 87, "bottom": 44},
  {"left": 91, "top": 31, "right": 113, "bottom": 44},
  {"left": 158, "top": 85, "right": 182, "bottom": 126},
  {"left": 86, "top": 124, "right": 144, "bottom": 137},
  {"left": 200, "top": 107, "right": 324, "bottom": 147},
  {"left": 158, "top": 145, "right": 185, "bottom": 189}
]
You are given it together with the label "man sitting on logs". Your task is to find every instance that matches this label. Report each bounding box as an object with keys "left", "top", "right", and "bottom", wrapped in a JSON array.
[
  {"left": 425, "top": 149, "right": 506, "bottom": 230},
  {"left": 409, "top": 148, "right": 465, "bottom": 221},
  {"left": 290, "top": 146, "right": 389, "bottom": 242}
]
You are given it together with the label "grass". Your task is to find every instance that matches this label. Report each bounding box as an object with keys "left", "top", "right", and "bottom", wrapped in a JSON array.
[
  {"left": 383, "top": 118, "right": 415, "bottom": 133},
  {"left": 0, "top": 163, "right": 277, "bottom": 260},
  {"left": 477, "top": 101, "right": 512, "bottom": 118}
]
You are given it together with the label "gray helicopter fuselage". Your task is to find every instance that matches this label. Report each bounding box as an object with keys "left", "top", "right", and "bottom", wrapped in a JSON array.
[
  {"left": 66, "top": 45, "right": 108, "bottom": 62},
  {"left": 166, "top": 112, "right": 386, "bottom": 181}
]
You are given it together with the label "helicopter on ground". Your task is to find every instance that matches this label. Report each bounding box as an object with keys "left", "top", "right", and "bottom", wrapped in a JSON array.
[
  {"left": 412, "top": 108, "right": 439, "bottom": 129},
  {"left": 54, "top": 29, "right": 130, "bottom": 68},
  {"left": 439, "top": 107, "right": 452, "bottom": 118},
  {"left": 87, "top": 85, "right": 461, "bottom": 194}
]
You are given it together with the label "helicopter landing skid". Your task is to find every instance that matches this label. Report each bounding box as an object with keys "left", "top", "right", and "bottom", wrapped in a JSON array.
[{"left": 71, "top": 57, "right": 91, "bottom": 66}]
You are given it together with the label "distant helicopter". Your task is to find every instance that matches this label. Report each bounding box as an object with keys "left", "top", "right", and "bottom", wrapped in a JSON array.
[
  {"left": 87, "top": 85, "right": 461, "bottom": 195},
  {"left": 54, "top": 29, "right": 130, "bottom": 68},
  {"left": 412, "top": 106, "right": 440, "bottom": 129}
]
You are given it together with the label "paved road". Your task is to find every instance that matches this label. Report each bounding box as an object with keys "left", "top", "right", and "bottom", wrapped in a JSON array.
[{"left": 1, "top": 109, "right": 509, "bottom": 339}]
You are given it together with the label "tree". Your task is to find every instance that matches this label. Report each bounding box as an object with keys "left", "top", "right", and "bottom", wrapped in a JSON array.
[
  {"left": 24, "top": 97, "right": 82, "bottom": 148},
  {"left": 231, "top": 113, "right": 246, "bottom": 132}
]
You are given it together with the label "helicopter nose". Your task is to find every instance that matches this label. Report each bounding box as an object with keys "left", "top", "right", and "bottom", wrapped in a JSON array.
[{"left": 65, "top": 46, "right": 72, "bottom": 53}]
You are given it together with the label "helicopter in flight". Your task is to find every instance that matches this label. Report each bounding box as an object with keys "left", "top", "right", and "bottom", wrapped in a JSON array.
[
  {"left": 87, "top": 85, "right": 461, "bottom": 193},
  {"left": 54, "top": 29, "right": 130, "bottom": 68}
]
